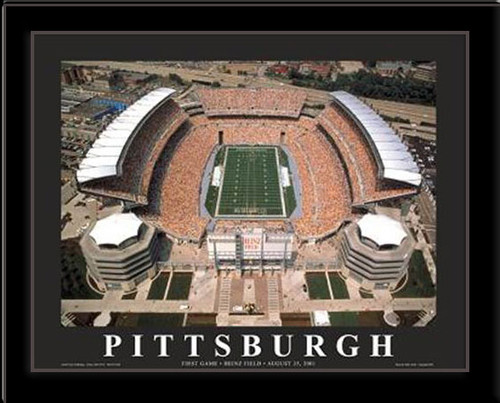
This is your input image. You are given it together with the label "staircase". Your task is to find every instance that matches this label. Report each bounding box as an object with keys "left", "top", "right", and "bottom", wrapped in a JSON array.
[
  {"left": 61, "top": 312, "right": 77, "bottom": 327},
  {"left": 218, "top": 277, "right": 232, "bottom": 314},
  {"left": 414, "top": 310, "right": 435, "bottom": 327},
  {"left": 267, "top": 276, "right": 282, "bottom": 325},
  {"left": 215, "top": 277, "right": 232, "bottom": 326}
]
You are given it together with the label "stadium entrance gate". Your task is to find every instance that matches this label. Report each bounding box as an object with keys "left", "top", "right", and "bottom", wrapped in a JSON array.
[{"left": 207, "top": 228, "right": 293, "bottom": 272}]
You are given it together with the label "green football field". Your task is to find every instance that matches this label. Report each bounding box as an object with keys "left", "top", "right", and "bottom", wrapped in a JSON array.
[{"left": 216, "top": 146, "right": 285, "bottom": 217}]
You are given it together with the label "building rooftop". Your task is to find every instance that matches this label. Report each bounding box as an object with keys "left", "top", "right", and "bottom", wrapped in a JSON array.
[
  {"left": 330, "top": 91, "right": 422, "bottom": 187},
  {"left": 357, "top": 213, "right": 407, "bottom": 247},
  {"left": 76, "top": 87, "right": 176, "bottom": 183},
  {"left": 89, "top": 213, "right": 143, "bottom": 247}
]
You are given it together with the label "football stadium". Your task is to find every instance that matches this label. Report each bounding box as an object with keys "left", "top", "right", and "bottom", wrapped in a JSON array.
[{"left": 76, "top": 86, "right": 421, "bottom": 278}]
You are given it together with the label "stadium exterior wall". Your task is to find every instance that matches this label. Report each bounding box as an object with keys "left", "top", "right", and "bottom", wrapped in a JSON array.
[
  {"left": 339, "top": 221, "right": 415, "bottom": 291},
  {"left": 80, "top": 222, "right": 160, "bottom": 292},
  {"left": 208, "top": 229, "right": 293, "bottom": 269}
]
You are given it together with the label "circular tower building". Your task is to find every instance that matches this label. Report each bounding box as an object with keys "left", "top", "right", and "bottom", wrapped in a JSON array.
[
  {"left": 339, "top": 213, "right": 415, "bottom": 291},
  {"left": 80, "top": 212, "right": 160, "bottom": 292}
]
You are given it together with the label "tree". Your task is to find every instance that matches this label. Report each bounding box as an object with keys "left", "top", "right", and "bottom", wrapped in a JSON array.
[{"left": 168, "top": 73, "right": 184, "bottom": 85}]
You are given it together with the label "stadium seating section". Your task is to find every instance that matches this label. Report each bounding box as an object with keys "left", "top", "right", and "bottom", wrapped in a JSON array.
[
  {"left": 81, "top": 89, "right": 419, "bottom": 243},
  {"left": 197, "top": 88, "right": 307, "bottom": 118},
  {"left": 317, "top": 104, "right": 416, "bottom": 205},
  {"left": 81, "top": 99, "right": 188, "bottom": 204}
]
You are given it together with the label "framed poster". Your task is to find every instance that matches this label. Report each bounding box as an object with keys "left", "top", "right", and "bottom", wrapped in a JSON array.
[{"left": 4, "top": 0, "right": 487, "bottom": 400}]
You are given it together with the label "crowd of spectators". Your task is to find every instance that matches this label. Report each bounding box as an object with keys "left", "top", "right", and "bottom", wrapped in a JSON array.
[
  {"left": 317, "top": 104, "right": 416, "bottom": 204},
  {"left": 223, "top": 125, "right": 281, "bottom": 144},
  {"left": 139, "top": 108, "right": 188, "bottom": 197},
  {"left": 187, "top": 117, "right": 318, "bottom": 145},
  {"left": 317, "top": 110, "right": 366, "bottom": 204},
  {"left": 135, "top": 122, "right": 188, "bottom": 223},
  {"left": 80, "top": 91, "right": 417, "bottom": 245},
  {"left": 198, "top": 119, "right": 286, "bottom": 145},
  {"left": 81, "top": 99, "right": 187, "bottom": 203},
  {"left": 142, "top": 124, "right": 216, "bottom": 241},
  {"left": 140, "top": 115, "right": 354, "bottom": 242},
  {"left": 286, "top": 125, "right": 352, "bottom": 240},
  {"left": 197, "top": 88, "right": 307, "bottom": 118}
]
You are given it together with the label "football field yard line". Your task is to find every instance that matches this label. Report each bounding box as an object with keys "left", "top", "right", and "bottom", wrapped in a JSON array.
[{"left": 215, "top": 146, "right": 286, "bottom": 217}]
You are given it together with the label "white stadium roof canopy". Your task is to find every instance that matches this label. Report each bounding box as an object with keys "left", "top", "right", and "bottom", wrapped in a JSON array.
[
  {"left": 89, "top": 212, "right": 143, "bottom": 247},
  {"left": 76, "top": 87, "right": 176, "bottom": 184},
  {"left": 357, "top": 214, "right": 407, "bottom": 247},
  {"left": 330, "top": 91, "right": 422, "bottom": 187}
]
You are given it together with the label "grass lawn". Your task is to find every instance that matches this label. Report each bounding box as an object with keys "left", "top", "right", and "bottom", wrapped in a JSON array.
[
  {"left": 66, "top": 312, "right": 100, "bottom": 327},
  {"left": 205, "top": 185, "right": 220, "bottom": 216},
  {"left": 328, "top": 272, "right": 350, "bottom": 299},
  {"left": 136, "top": 313, "right": 184, "bottom": 327},
  {"left": 205, "top": 148, "right": 226, "bottom": 216},
  {"left": 166, "top": 273, "right": 193, "bottom": 300},
  {"left": 122, "top": 291, "right": 137, "bottom": 300},
  {"left": 217, "top": 146, "right": 284, "bottom": 216},
  {"left": 392, "top": 250, "right": 436, "bottom": 298},
  {"left": 305, "top": 273, "right": 331, "bottom": 300},
  {"left": 278, "top": 147, "right": 297, "bottom": 216},
  {"left": 281, "top": 313, "right": 312, "bottom": 327},
  {"left": 283, "top": 186, "right": 297, "bottom": 217},
  {"left": 207, "top": 145, "right": 297, "bottom": 217},
  {"left": 214, "top": 146, "right": 226, "bottom": 165},
  {"left": 278, "top": 146, "right": 290, "bottom": 168},
  {"left": 395, "top": 311, "right": 423, "bottom": 326},
  {"left": 185, "top": 314, "right": 217, "bottom": 326},
  {"left": 146, "top": 272, "right": 170, "bottom": 300},
  {"left": 329, "top": 311, "right": 387, "bottom": 327},
  {"left": 61, "top": 239, "right": 103, "bottom": 300},
  {"left": 157, "top": 234, "right": 172, "bottom": 261},
  {"left": 111, "top": 313, "right": 184, "bottom": 327},
  {"left": 329, "top": 312, "right": 358, "bottom": 326},
  {"left": 401, "top": 201, "right": 411, "bottom": 216},
  {"left": 358, "top": 311, "right": 387, "bottom": 327},
  {"left": 359, "top": 289, "right": 374, "bottom": 299}
]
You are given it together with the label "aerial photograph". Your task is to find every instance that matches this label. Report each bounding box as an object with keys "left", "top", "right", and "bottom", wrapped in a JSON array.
[{"left": 60, "top": 60, "right": 437, "bottom": 328}]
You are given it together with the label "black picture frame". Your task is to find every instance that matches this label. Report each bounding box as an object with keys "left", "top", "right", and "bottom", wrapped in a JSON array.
[{"left": 3, "top": 1, "right": 491, "bottom": 400}]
